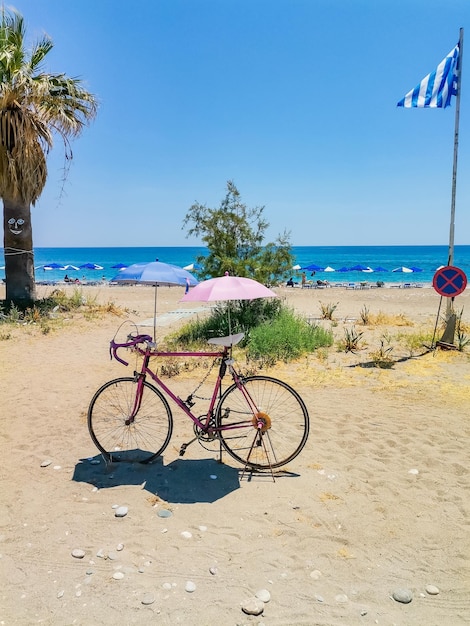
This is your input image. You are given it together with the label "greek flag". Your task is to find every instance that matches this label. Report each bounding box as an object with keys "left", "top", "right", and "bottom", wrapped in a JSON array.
[{"left": 397, "top": 43, "right": 460, "bottom": 108}]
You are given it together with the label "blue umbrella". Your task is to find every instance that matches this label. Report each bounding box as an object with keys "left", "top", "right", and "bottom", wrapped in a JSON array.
[
  {"left": 112, "top": 261, "right": 198, "bottom": 286},
  {"left": 409, "top": 266, "right": 423, "bottom": 272},
  {"left": 183, "top": 262, "right": 202, "bottom": 271},
  {"left": 111, "top": 263, "right": 128, "bottom": 269},
  {"left": 80, "top": 262, "right": 104, "bottom": 270},
  {"left": 111, "top": 261, "right": 199, "bottom": 339},
  {"left": 349, "top": 264, "right": 369, "bottom": 271},
  {"left": 302, "top": 263, "right": 325, "bottom": 271},
  {"left": 42, "top": 262, "right": 63, "bottom": 270},
  {"left": 337, "top": 266, "right": 350, "bottom": 272},
  {"left": 373, "top": 266, "right": 388, "bottom": 272}
]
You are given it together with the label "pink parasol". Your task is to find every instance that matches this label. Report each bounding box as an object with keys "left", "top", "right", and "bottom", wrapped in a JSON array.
[
  {"left": 180, "top": 274, "right": 277, "bottom": 339},
  {"left": 180, "top": 274, "right": 277, "bottom": 302}
]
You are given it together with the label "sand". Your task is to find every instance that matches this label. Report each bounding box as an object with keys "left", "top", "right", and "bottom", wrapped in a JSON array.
[{"left": 1, "top": 282, "right": 469, "bottom": 625}]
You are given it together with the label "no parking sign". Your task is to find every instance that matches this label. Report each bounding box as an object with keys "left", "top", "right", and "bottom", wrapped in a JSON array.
[{"left": 433, "top": 266, "right": 467, "bottom": 297}]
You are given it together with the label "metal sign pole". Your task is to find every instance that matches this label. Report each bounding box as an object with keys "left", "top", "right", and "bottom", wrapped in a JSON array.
[{"left": 446, "top": 27, "right": 464, "bottom": 320}]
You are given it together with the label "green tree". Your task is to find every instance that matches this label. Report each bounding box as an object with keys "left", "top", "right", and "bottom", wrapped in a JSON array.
[
  {"left": 1, "top": 8, "right": 97, "bottom": 305},
  {"left": 183, "top": 180, "right": 293, "bottom": 284}
]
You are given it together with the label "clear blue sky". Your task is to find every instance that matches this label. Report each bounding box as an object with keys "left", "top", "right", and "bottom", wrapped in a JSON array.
[{"left": 12, "top": 0, "right": 470, "bottom": 247}]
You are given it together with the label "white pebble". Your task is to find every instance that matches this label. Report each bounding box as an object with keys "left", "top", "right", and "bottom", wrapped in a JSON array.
[
  {"left": 408, "top": 468, "right": 419, "bottom": 475},
  {"left": 241, "top": 598, "right": 264, "bottom": 616},
  {"left": 209, "top": 566, "right": 218, "bottom": 575},
  {"left": 112, "top": 572, "right": 125, "bottom": 580},
  {"left": 96, "top": 549, "right": 106, "bottom": 559},
  {"left": 141, "top": 593, "right": 155, "bottom": 605},
  {"left": 310, "top": 569, "right": 322, "bottom": 580},
  {"left": 41, "top": 460, "right": 52, "bottom": 467},
  {"left": 392, "top": 588, "right": 413, "bottom": 604},
  {"left": 53, "top": 465, "right": 61, "bottom": 470},
  {"left": 114, "top": 506, "right": 128, "bottom": 517},
  {"left": 181, "top": 531, "right": 192, "bottom": 539},
  {"left": 425, "top": 584, "right": 440, "bottom": 595},
  {"left": 112, "top": 504, "right": 119, "bottom": 509},
  {"left": 185, "top": 581, "right": 196, "bottom": 592},
  {"left": 116, "top": 543, "right": 124, "bottom": 551},
  {"left": 335, "top": 594, "right": 348, "bottom": 603},
  {"left": 107, "top": 551, "right": 118, "bottom": 561},
  {"left": 162, "top": 582, "right": 172, "bottom": 590},
  {"left": 71, "top": 549, "right": 85, "bottom": 559},
  {"left": 198, "top": 525, "right": 207, "bottom": 532},
  {"left": 57, "top": 590, "right": 64, "bottom": 599},
  {"left": 255, "top": 589, "right": 271, "bottom": 603}
]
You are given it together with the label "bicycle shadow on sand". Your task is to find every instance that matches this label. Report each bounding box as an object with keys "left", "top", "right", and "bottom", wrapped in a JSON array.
[{"left": 72, "top": 454, "right": 242, "bottom": 504}]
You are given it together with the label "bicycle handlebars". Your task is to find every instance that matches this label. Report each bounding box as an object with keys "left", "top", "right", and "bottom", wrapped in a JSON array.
[{"left": 109, "top": 334, "right": 154, "bottom": 366}]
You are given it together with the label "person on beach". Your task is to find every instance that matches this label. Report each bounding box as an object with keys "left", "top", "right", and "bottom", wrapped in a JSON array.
[
  {"left": 286, "top": 277, "right": 295, "bottom": 287},
  {"left": 301, "top": 272, "right": 306, "bottom": 287}
]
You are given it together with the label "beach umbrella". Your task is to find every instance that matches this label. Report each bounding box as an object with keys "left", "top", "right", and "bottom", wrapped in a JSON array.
[
  {"left": 181, "top": 273, "right": 277, "bottom": 336},
  {"left": 292, "top": 264, "right": 301, "bottom": 270},
  {"left": 41, "top": 262, "right": 63, "bottom": 270},
  {"left": 362, "top": 267, "right": 374, "bottom": 273},
  {"left": 111, "top": 263, "right": 128, "bottom": 269},
  {"left": 60, "top": 265, "right": 80, "bottom": 271},
  {"left": 410, "top": 266, "right": 423, "bottom": 272},
  {"left": 112, "top": 261, "right": 198, "bottom": 339},
  {"left": 183, "top": 262, "right": 202, "bottom": 271},
  {"left": 181, "top": 274, "right": 276, "bottom": 303},
  {"left": 392, "top": 266, "right": 413, "bottom": 273},
  {"left": 302, "top": 263, "right": 324, "bottom": 272},
  {"left": 80, "top": 262, "right": 104, "bottom": 270},
  {"left": 349, "top": 264, "right": 369, "bottom": 271},
  {"left": 323, "top": 266, "right": 336, "bottom": 272},
  {"left": 373, "top": 266, "right": 388, "bottom": 272},
  {"left": 337, "top": 267, "right": 350, "bottom": 272}
]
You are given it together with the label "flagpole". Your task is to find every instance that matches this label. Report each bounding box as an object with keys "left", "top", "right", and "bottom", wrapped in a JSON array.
[{"left": 446, "top": 27, "right": 464, "bottom": 319}]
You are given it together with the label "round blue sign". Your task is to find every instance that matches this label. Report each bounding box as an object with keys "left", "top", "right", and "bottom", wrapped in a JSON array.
[{"left": 433, "top": 266, "right": 467, "bottom": 297}]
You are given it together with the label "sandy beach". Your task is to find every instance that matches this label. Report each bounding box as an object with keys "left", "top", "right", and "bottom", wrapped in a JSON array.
[{"left": 1, "top": 282, "right": 469, "bottom": 625}]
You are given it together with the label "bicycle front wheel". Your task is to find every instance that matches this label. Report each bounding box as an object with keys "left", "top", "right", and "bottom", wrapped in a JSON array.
[
  {"left": 88, "top": 377, "right": 173, "bottom": 463},
  {"left": 215, "top": 376, "right": 309, "bottom": 470}
]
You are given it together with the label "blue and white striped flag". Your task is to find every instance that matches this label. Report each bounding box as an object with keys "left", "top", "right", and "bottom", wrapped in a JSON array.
[{"left": 397, "top": 43, "right": 460, "bottom": 108}]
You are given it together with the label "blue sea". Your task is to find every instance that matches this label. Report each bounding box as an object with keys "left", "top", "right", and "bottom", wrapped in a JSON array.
[{"left": 1, "top": 245, "right": 469, "bottom": 286}]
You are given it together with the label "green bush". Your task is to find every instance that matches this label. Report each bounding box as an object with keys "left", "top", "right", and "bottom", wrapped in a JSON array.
[
  {"left": 172, "top": 301, "right": 332, "bottom": 365},
  {"left": 247, "top": 309, "right": 333, "bottom": 364},
  {"left": 174, "top": 298, "right": 283, "bottom": 347}
]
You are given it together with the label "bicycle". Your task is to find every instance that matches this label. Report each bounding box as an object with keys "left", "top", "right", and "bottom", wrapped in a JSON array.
[{"left": 87, "top": 332, "right": 309, "bottom": 474}]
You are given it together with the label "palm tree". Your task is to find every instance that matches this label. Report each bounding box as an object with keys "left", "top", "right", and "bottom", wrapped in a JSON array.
[{"left": 0, "top": 8, "right": 97, "bottom": 305}]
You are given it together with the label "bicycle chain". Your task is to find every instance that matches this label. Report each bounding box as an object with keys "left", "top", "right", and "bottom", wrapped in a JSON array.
[{"left": 184, "top": 356, "right": 219, "bottom": 404}]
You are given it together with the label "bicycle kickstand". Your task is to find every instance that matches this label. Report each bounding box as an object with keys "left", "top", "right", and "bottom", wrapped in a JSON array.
[
  {"left": 179, "top": 436, "right": 198, "bottom": 457},
  {"left": 241, "top": 429, "right": 276, "bottom": 483}
]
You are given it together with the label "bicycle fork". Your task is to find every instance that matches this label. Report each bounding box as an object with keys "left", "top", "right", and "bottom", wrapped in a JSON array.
[{"left": 124, "top": 373, "right": 146, "bottom": 426}]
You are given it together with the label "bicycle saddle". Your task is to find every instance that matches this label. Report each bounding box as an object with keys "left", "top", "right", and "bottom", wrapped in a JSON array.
[{"left": 207, "top": 332, "right": 245, "bottom": 347}]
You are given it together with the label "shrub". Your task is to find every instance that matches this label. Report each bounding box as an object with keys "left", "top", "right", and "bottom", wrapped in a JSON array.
[
  {"left": 247, "top": 309, "right": 333, "bottom": 364},
  {"left": 174, "top": 298, "right": 283, "bottom": 347},
  {"left": 319, "top": 301, "right": 338, "bottom": 320},
  {"left": 340, "top": 326, "right": 364, "bottom": 353}
]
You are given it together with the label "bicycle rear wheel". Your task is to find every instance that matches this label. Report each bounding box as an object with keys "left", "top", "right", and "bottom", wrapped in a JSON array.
[
  {"left": 215, "top": 376, "right": 309, "bottom": 470},
  {"left": 88, "top": 377, "right": 173, "bottom": 463}
]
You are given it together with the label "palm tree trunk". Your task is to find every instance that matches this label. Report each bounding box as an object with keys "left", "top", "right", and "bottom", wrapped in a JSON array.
[{"left": 3, "top": 197, "right": 36, "bottom": 305}]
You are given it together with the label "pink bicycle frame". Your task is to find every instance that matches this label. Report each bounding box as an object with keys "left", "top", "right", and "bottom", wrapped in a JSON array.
[{"left": 111, "top": 335, "right": 257, "bottom": 434}]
